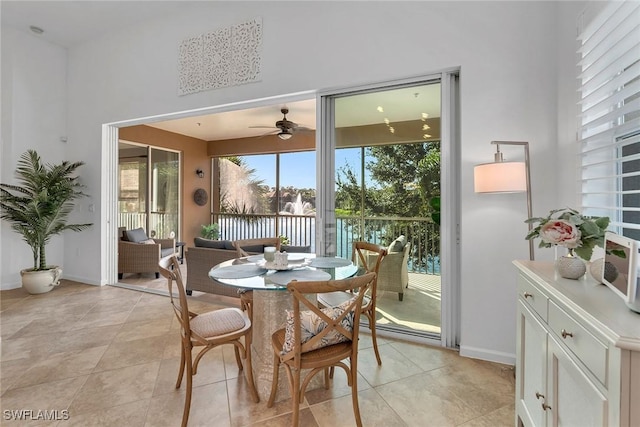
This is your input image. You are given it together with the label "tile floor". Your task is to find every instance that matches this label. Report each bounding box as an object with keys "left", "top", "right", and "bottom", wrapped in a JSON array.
[{"left": 1, "top": 280, "right": 515, "bottom": 426}]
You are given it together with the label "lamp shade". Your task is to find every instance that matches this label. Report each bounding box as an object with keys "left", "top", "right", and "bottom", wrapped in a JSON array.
[{"left": 474, "top": 161, "right": 526, "bottom": 193}]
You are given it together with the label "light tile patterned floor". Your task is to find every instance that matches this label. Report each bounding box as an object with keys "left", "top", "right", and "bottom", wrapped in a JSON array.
[
  {"left": 1, "top": 280, "right": 514, "bottom": 426},
  {"left": 119, "top": 267, "right": 443, "bottom": 335}
]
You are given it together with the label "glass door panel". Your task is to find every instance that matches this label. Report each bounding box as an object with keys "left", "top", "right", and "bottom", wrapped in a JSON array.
[
  {"left": 118, "top": 143, "right": 147, "bottom": 231},
  {"left": 332, "top": 82, "right": 442, "bottom": 338},
  {"left": 214, "top": 152, "right": 317, "bottom": 249},
  {"left": 149, "top": 148, "right": 180, "bottom": 239},
  {"left": 279, "top": 152, "right": 316, "bottom": 249}
]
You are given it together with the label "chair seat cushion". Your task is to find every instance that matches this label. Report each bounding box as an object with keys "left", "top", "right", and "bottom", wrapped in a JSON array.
[
  {"left": 281, "top": 244, "right": 311, "bottom": 253},
  {"left": 238, "top": 244, "right": 264, "bottom": 253},
  {"left": 160, "top": 247, "right": 175, "bottom": 257},
  {"left": 190, "top": 308, "right": 247, "bottom": 338},
  {"left": 281, "top": 298, "right": 355, "bottom": 355}
]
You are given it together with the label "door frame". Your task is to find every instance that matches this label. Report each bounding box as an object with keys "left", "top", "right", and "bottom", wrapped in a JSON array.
[{"left": 317, "top": 69, "right": 461, "bottom": 348}]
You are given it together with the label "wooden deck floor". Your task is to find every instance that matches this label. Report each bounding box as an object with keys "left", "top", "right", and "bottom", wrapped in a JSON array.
[{"left": 374, "top": 272, "right": 442, "bottom": 335}]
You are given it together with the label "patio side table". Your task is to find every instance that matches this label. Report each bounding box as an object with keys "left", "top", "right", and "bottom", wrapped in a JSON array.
[{"left": 176, "top": 241, "right": 186, "bottom": 264}]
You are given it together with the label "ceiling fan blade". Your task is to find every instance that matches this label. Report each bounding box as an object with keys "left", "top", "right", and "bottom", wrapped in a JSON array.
[
  {"left": 295, "top": 126, "right": 315, "bottom": 132},
  {"left": 256, "top": 129, "right": 279, "bottom": 139},
  {"left": 248, "top": 125, "right": 277, "bottom": 129}
]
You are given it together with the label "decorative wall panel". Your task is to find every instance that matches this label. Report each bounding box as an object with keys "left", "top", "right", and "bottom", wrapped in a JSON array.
[
  {"left": 178, "top": 18, "right": 262, "bottom": 95},
  {"left": 178, "top": 36, "right": 203, "bottom": 95}
]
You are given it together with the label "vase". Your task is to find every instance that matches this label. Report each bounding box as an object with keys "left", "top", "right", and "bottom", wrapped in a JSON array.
[
  {"left": 588, "top": 258, "right": 619, "bottom": 284},
  {"left": 555, "top": 250, "right": 586, "bottom": 279}
]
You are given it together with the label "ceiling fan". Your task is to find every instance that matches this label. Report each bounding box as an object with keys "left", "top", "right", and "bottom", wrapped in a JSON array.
[{"left": 249, "top": 107, "right": 312, "bottom": 140}]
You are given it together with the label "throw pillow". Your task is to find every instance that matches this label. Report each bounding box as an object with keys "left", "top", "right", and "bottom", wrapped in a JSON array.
[
  {"left": 389, "top": 235, "right": 407, "bottom": 253},
  {"left": 125, "top": 227, "right": 149, "bottom": 243},
  {"left": 194, "top": 237, "right": 227, "bottom": 249},
  {"left": 140, "top": 239, "right": 156, "bottom": 244},
  {"left": 281, "top": 298, "right": 355, "bottom": 355}
]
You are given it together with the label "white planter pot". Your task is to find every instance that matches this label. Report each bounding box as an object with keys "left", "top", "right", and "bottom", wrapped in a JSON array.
[{"left": 20, "top": 266, "right": 62, "bottom": 294}]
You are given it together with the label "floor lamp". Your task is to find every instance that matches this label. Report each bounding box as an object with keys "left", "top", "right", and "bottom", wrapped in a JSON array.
[{"left": 474, "top": 141, "right": 534, "bottom": 261}]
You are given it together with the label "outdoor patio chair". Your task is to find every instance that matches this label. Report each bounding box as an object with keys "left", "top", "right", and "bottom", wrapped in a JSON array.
[
  {"left": 373, "top": 241, "right": 411, "bottom": 301},
  {"left": 118, "top": 227, "right": 176, "bottom": 279}
]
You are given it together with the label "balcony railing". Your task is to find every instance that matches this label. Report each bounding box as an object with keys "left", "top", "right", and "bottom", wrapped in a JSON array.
[
  {"left": 118, "top": 212, "right": 179, "bottom": 239},
  {"left": 119, "top": 211, "right": 440, "bottom": 274},
  {"left": 212, "top": 212, "right": 440, "bottom": 275}
]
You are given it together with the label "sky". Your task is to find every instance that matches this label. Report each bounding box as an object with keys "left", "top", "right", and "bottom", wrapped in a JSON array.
[{"left": 242, "top": 149, "right": 365, "bottom": 190}]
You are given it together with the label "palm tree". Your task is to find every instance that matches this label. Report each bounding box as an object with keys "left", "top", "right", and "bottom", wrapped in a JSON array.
[{"left": 0, "top": 150, "right": 92, "bottom": 271}]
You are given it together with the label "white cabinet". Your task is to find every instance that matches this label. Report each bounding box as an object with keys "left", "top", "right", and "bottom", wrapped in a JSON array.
[{"left": 514, "top": 261, "right": 640, "bottom": 427}]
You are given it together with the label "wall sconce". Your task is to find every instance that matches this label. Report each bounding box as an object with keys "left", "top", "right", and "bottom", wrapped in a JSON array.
[
  {"left": 196, "top": 168, "right": 204, "bottom": 178},
  {"left": 474, "top": 141, "right": 534, "bottom": 260}
]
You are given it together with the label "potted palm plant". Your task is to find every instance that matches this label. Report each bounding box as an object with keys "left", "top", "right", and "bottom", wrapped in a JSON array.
[{"left": 0, "top": 150, "right": 92, "bottom": 294}]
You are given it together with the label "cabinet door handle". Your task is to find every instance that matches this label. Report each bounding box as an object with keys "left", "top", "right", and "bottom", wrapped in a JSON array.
[
  {"left": 535, "top": 392, "right": 545, "bottom": 400},
  {"left": 561, "top": 329, "right": 574, "bottom": 339},
  {"left": 523, "top": 292, "right": 533, "bottom": 299},
  {"left": 541, "top": 403, "right": 552, "bottom": 411}
]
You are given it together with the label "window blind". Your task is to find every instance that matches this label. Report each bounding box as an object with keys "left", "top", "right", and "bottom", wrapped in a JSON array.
[{"left": 578, "top": 0, "right": 640, "bottom": 240}]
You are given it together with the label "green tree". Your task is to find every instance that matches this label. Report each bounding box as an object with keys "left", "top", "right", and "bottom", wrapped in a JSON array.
[
  {"left": 335, "top": 142, "right": 441, "bottom": 272},
  {"left": 220, "top": 156, "right": 268, "bottom": 214}
]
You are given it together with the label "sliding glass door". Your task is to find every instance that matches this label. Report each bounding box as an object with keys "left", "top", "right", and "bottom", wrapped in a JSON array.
[
  {"left": 149, "top": 148, "right": 180, "bottom": 238},
  {"left": 319, "top": 74, "right": 459, "bottom": 344},
  {"left": 118, "top": 142, "right": 180, "bottom": 239}
]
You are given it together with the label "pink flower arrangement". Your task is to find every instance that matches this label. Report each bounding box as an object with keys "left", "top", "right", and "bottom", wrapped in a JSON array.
[
  {"left": 539, "top": 219, "right": 581, "bottom": 248},
  {"left": 525, "top": 208, "right": 609, "bottom": 260}
]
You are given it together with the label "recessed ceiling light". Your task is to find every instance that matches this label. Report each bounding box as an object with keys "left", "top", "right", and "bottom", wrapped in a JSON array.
[
  {"left": 377, "top": 106, "right": 384, "bottom": 113},
  {"left": 29, "top": 26, "right": 44, "bottom": 35}
]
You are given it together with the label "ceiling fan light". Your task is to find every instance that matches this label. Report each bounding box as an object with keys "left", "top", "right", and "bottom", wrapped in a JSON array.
[{"left": 278, "top": 131, "right": 293, "bottom": 140}]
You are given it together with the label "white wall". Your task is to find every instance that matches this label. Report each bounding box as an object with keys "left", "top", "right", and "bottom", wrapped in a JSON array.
[
  {"left": 2, "top": 1, "right": 589, "bottom": 363},
  {"left": 0, "top": 27, "right": 69, "bottom": 287}
]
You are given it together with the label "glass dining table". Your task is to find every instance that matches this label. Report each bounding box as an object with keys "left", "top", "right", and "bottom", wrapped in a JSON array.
[{"left": 208, "top": 253, "right": 357, "bottom": 402}]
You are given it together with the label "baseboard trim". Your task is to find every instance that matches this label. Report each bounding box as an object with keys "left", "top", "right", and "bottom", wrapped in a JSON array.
[
  {"left": 459, "top": 344, "right": 515, "bottom": 365},
  {"left": 62, "top": 274, "right": 102, "bottom": 286}
]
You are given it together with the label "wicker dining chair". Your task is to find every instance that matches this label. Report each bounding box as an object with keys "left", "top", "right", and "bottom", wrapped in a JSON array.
[
  {"left": 267, "top": 272, "right": 377, "bottom": 427},
  {"left": 232, "top": 237, "right": 281, "bottom": 320},
  {"left": 158, "top": 255, "right": 259, "bottom": 427},
  {"left": 317, "top": 241, "right": 387, "bottom": 365}
]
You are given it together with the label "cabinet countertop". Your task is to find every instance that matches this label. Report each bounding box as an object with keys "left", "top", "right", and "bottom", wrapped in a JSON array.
[{"left": 513, "top": 260, "right": 640, "bottom": 351}]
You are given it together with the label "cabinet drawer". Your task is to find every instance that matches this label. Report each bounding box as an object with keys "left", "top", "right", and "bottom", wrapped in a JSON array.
[
  {"left": 548, "top": 300, "right": 608, "bottom": 386},
  {"left": 518, "top": 274, "right": 548, "bottom": 321}
]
